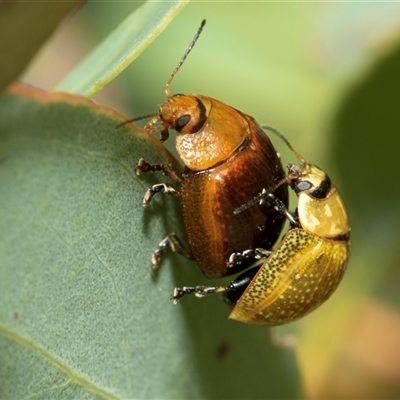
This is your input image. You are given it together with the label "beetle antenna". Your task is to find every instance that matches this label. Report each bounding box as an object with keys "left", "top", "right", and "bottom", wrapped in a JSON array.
[
  {"left": 262, "top": 125, "right": 306, "bottom": 164},
  {"left": 116, "top": 112, "right": 159, "bottom": 128},
  {"left": 164, "top": 19, "right": 206, "bottom": 98}
]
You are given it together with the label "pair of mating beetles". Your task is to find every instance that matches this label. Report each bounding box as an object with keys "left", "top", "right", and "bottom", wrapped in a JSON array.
[{"left": 128, "top": 20, "right": 350, "bottom": 326}]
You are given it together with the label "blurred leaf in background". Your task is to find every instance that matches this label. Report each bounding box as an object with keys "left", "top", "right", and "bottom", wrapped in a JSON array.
[
  {"left": 0, "top": 0, "right": 82, "bottom": 92},
  {"left": 2, "top": 0, "right": 400, "bottom": 398}
]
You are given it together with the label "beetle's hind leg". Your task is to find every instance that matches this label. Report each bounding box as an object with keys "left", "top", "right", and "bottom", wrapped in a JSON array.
[
  {"left": 152, "top": 232, "right": 193, "bottom": 270},
  {"left": 227, "top": 248, "right": 272, "bottom": 268},
  {"left": 171, "top": 266, "right": 261, "bottom": 305},
  {"left": 170, "top": 285, "right": 227, "bottom": 304}
]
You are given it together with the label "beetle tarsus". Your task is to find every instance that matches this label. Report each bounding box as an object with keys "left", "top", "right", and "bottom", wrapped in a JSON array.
[
  {"left": 143, "top": 183, "right": 180, "bottom": 206},
  {"left": 266, "top": 194, "right": 299, "bottom": 227},
  {"left": 160, "top": 128, "right": 169, "bottom": 142},
  {"left": 135, "top": 158, "right": 181, "bottom": 182},
  {"left": 135, "top": 158, "right": 153, "bottom": 175},
  {"left": 151, "top": 233, "right": 192, "bottom": 270},
  {"left": 171, "top": 285, "right": 227, "bottom": 304},
  {"left": 228, "top": 248, "right": 272, "bottom": 268}
]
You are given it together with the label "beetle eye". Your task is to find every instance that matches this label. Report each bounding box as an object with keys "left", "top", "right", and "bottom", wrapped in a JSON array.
[
  {"left": 295, "top": 181, "right": 312, "bottom": 193},
  {"left": 175, "top": 115, "right": 191, "bottom": 131},
  {"left": 311, "top": 175, "right": 331, "bottom": 199}
]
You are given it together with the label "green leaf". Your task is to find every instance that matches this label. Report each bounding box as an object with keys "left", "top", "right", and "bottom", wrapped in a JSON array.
[
  {"left": 55, "top": 0, "right": 188, "bottom": 97},
  {"left": 0, "top": 0, "right": 82, "bottom": 93},
  {"left": 0, "top": 85, "right": 302, "bottom": 399}
]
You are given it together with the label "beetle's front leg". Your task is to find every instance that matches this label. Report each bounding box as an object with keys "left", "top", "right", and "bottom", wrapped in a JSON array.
[
  {"left": 235, "top": 190, "right": 299, "bottom": 228},
  {"left": 136, "top": 158, "right": 183, "bottom": 206},
  {"left": 263, "top": 193, "right": 300, "bottom": 228},
  {"left": 136, "top": 158, "right": 182, "bottom": 182},
  {"left": 152, "top": 232, "right": 193, "bottom": 270}
]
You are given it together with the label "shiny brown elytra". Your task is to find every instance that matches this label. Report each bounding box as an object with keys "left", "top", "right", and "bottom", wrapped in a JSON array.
[
  {"left": 173, "top": 127, "right": 351, "bottom": 326},
  {"left": 133, "top": 20, "right": 288, "bottom": 279},
  {"left": 165, "top": 95, "right": 287, "bottom": 278}
]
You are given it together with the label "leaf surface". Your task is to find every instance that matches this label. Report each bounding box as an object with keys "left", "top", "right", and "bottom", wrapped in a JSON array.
[{"left": 0, "top": 84, "right": 301, "bottom": 399}]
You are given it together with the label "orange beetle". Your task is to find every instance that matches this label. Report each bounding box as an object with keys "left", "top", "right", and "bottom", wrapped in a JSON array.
[{"left": 134, "top": 20, "right": 288, "bottom": 279}]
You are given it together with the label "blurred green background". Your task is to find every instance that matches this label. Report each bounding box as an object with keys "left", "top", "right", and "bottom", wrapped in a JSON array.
[{"left": 9, "top": 0, "right": 400, "bottom": 398}]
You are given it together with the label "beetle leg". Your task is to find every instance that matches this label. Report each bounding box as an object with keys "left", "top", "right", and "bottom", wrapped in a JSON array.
[
  {"left": 227, "top": 248, "right": 272, "bottom": 268},
  {"left": 223, "top": 266, "right": 260, "bottom": 306},
  {"left": 142, "top": 183, "right": 180, "bottom": 206},
  {"left": 159, "top": 128, "right": 169, "bottom": 142},
  {"left": 151, "top": 232, "right": 193, "bottom": 270},
  {"left": 235, "top": 188, "right": 300, "bottom": 227},
  {"left": 137, "top": 158, "right": 182, "bottom": 205},
  {"left": 136, "top": 158, "right": 182, "bottom": 182},
  {"left": 263, "top": 193, "right": 300, "bottom": 227},
  {"left": 234, "top": 187, "right": 279, "bottom": 214},
  {"left": 170, "top": 285, "right": 227, "bottom": 304},
  {"left": 170, "top": 266, "right": 262, "bottom": 305}
]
